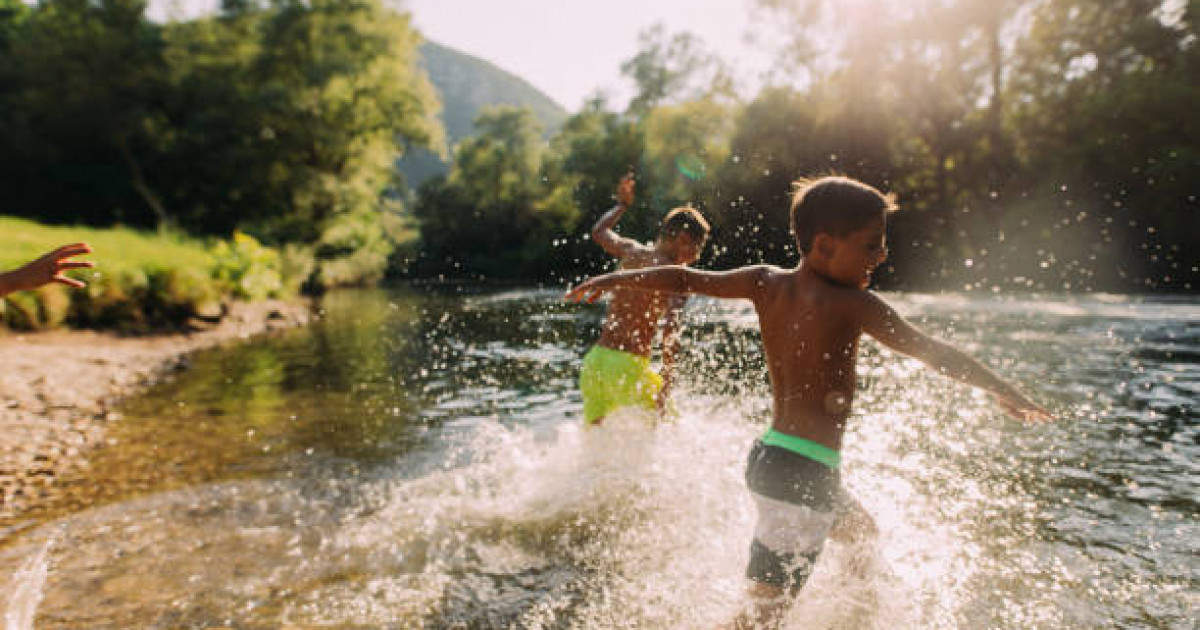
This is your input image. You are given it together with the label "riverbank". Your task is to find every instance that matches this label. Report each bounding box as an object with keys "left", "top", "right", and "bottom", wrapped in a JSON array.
[{"left": 0, "top": 299, "right": 311, "bottom": 521}]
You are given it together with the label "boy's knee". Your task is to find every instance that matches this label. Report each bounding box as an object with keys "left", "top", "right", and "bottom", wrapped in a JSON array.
[{"left": 830, "top": 509, "right": 876, "bottom": 543}]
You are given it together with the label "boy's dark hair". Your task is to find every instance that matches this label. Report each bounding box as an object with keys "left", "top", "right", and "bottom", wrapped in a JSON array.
[
  {"left": 790, "top": 175, "right": 898, "bottom": 255},
  {"left": 660, "top": 205, "right": 711, "bottom": 243}
]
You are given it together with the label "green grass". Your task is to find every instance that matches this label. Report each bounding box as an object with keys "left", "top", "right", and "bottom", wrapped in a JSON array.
[
  {"left": 1, "top": 216, "right": 217, "bottom": 278},
  {"left": 1, "top": 216, "right": 293, "bottom": 332}
]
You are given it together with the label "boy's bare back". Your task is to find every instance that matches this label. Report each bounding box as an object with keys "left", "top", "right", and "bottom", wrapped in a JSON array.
[
  {"left": 596, "top": 247, "right": 683, "bottom": 357},
  {"left": 745, "top": 264, "right": 871, "bottom": 449}
]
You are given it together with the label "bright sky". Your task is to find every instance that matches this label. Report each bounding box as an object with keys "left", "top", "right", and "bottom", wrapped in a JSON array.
[
  {"left": 402, "top": 0, "right": 777, "bottom": 110},
  {"left": 150, "top": 0, "right": 780, "bottom": 112}
]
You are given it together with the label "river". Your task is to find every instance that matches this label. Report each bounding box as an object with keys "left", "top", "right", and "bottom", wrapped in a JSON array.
[{"left": 1, "top": 287, "right": 1196, "bottom": 628}]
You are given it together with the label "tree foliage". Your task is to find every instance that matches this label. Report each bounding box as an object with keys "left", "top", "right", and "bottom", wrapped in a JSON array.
[{"left": 0, "top": 0, "right": 442, "bottom": 288}]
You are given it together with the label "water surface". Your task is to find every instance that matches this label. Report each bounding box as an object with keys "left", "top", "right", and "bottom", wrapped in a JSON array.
[{"left": 1, "top": 288, "right": 1196, "bottom": 628}]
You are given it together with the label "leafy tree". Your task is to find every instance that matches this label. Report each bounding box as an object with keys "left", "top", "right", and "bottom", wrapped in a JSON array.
[
  {"left": 620, "top": 23, "right": 734, "bottom": 117},
  {"left": 0, "top": 0, "right": 171, "bottom": 228},
  {"left": 413, "top": 106, "right": 578, "bottom": 279}
]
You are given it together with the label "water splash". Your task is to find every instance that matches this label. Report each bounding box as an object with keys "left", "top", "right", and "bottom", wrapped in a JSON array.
[
  {"left": 3, "top": 290, "right": 1195, "bottom": 628},
  {"left": 4, "top": 531, "right": 55, "bottom": 630}
]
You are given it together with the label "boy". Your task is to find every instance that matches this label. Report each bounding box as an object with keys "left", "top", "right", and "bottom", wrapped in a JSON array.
[
  {"left": 567, "top": 175, "right": 1051, "bottom": 627},
  {"left": 0, "top": 243, "right": 93, "bottom": 298},
  {"left": 580, "top": 174, "right": 710, "bottom": 424}
]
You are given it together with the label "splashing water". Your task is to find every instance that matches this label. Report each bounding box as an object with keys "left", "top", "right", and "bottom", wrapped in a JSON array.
[
  {"left": 3, "top": 532, "right": 55, "bottom": 630},
  {"left": 0, "top": 288, "right": 1195, "bottom": 628}
]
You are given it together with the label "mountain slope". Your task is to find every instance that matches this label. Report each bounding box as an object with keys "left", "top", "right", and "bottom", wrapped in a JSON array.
[{"left": 399, "top": 41, "right": 569, "bottom": 188}]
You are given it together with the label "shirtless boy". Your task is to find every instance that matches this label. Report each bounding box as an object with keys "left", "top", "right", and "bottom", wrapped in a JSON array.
[
  {"left": 579, "top": 175, "right": 710, "bottom": 424},
  {"left": 567, "top": 175, "right": 1051, "bottom": 627}
]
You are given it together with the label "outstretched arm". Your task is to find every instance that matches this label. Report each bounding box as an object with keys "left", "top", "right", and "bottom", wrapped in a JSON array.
[
  {"left": 0, "top": 243, "right": 94, "bottom": 297},
  {"left": 859, "top": 292, "right": 1052, "bottom": 421},
  {"left": 566, "top": 264, "right": 772, "bottom": 304},
  {"left": 590, "top": 175, "right": 643, "bottom": 258}
]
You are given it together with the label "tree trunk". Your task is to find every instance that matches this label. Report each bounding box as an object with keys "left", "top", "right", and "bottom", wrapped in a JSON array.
[{"left": 117, "top": 136, "right": 170, "bottom": 232}]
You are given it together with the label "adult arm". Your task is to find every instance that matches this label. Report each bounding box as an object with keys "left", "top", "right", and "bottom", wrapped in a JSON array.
[
  {"left": 0, "top": 243, "right": 94, "bottom": 297},
  {"left": 859, "top": 292, "right": 1052, "bottom": 421}
]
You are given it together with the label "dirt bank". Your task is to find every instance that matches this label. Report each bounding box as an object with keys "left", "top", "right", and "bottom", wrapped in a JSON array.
[{"left": 0, "top": 299, "right": 310, "bottom": 521}]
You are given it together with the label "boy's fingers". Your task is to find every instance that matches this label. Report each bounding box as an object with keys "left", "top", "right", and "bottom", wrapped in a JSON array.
[{"left": 57, "top": 261, "right": 94, "bottom": 270}]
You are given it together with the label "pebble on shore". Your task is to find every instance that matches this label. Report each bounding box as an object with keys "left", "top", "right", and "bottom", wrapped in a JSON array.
[{"left": 0, "top": 299, "right": 309, "bottom": 522}]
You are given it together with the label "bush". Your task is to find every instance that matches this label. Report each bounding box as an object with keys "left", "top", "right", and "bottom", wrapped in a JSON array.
[
  {"left": 1, "top": 217, "right": 299, "bottom": 332},
  {"left": 210, "top": 231, "right": 285, "bottom": 301}
]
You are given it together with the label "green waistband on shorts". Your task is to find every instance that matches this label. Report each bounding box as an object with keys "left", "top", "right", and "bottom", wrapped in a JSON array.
[
  {"left": 589, "top": 344, "right": 651, "bottom": 367},
  {"left": 761, "top": 428, "right": 841, "bottom": 468}
]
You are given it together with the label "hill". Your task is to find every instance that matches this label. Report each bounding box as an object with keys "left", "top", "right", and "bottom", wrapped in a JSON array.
[{"left": 398, "top": 41, "right": 569, "bottom": 188}]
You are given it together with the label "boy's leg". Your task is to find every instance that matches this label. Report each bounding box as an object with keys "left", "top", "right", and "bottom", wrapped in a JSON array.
[
  {"left": 726, "top": 582, "right": 791, "bottom": 630},
  {"left": 829, "top": 491, "right": 877, "bottom": 543},
  {"left": 829, "top": 490, "right": 879, "bottom": 578}
]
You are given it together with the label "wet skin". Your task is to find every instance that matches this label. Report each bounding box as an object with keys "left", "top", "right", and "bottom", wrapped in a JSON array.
[
  {"left": 595, "top": 236, "right": 700, "bottom": 357},
  {"left": 569, "top": 218, "right": 1050, "bottom": 449}
]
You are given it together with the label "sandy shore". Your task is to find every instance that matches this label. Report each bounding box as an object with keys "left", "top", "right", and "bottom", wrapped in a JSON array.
[{"left": 0, "top": 299, "right": 311, "bottom": 521}]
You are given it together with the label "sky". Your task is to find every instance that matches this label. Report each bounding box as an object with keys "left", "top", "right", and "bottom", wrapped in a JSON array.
[
  {"left": 149, "top": 0, "right": 782, "bottom": 112},
  {"left": 401, "top": 0, "right": 779, "bottom": 110}
]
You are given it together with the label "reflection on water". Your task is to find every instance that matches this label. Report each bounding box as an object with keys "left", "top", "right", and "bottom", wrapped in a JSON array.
[{"left": 1, "top": 288, "right": 1196, "bottom": 628}]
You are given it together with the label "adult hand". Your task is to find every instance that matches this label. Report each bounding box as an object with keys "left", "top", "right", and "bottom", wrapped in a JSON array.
[{"left": 1, "top": 243, "right": 94, "bottom": 296}]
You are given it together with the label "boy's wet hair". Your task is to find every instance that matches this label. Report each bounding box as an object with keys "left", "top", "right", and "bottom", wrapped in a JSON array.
[
  {"left": 660, "top": 205, "right": 711, "bottom": 243},
  {"left": 790, "top": 175, "right": 898, "bottom": 255}
]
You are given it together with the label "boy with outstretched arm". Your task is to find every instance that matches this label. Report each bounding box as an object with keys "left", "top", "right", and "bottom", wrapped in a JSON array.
[
  {"left": 579, "top": 174, "right": 711, "bottom": 424},
  {"left": 567, "top": 175, "right": 1051, "bottom": 628}
]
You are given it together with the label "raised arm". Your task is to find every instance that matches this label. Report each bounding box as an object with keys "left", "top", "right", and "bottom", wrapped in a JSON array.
[
  {"left": 859, "top": 292, "right": 1052, "bottom": 421},
  {"left": 590, "top": 175, "right": 643, "bottom": 258},
  {"left": 566, "top": 264, "right": 772, "bottom": 303}
]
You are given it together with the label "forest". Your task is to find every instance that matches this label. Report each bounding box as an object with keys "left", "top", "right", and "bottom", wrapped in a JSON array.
[{"left": 2, "top": 0, "right": 1197, "bottom": 295}]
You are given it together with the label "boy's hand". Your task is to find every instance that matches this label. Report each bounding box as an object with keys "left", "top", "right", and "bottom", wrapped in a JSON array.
[
  {"left": 992, "top": 392, "right": 1054, "bottom": 422},
  {"left": 12, "top": 243, "right": 94, "bottom": 290},
  {"left": 615, "top": 174, "right": 635, "bottom": 207},
  {"left": 565, "top": 275, "right": 616, "bottom": 304},
  {"left": 655, "top": 386, "right": 672, "bottom": 412}
]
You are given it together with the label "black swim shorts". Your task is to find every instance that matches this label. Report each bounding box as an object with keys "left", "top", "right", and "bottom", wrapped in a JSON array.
[{"left": 744, "top": 434, "right": 844, "bottom": 594}]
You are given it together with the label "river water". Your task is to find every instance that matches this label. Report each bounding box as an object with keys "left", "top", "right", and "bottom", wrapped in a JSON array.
[{"left": 1, "top": 288, "right": 1196, "bottom": 628}]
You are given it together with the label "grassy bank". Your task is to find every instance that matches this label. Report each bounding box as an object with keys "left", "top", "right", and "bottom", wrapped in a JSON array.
[{"left": 1, "top": 217, "right": 304, "bottom": 332}]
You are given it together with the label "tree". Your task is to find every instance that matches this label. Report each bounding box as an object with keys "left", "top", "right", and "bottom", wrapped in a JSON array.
[
  {"left": 620, "top": 23, "right": 733, "bottom": 118},
  {"left": 0, "top": 0, "right": 171, "bottom": 228},
  {"left": 414, "top": 106, "right": 579, "bottom": 279}
]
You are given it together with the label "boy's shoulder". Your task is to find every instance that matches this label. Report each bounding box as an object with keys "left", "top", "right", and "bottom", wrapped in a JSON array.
[
  {"left": 617, "top": 241, "right": 661, "bottom": 265},
  {"left": 794, "top": 271, "right": 885, "bottom": 317}
]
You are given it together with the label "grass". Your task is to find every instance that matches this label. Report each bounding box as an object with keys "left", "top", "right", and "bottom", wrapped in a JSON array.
[{"left": 1, "top": 216, "right": 292, "bottom": 332}]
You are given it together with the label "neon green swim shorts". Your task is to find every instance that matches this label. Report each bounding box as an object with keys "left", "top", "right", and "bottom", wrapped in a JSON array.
[{"left": 579, "top": 345, "right": 662, "bottom": 424}]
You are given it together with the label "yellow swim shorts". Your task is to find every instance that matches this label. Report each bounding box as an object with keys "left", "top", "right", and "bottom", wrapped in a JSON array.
[{"left": 579, "top": 345, "right": 662, "bottom": 424}]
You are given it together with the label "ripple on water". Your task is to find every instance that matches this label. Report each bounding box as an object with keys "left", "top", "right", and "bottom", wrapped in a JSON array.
[{"left": 2, "top": 289, "right": 1196, "bottom": 628}]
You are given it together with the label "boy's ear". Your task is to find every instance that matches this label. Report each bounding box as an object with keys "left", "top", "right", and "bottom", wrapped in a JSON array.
[{"left": 812, "top": 233, "right": 835, "bottom": 259}]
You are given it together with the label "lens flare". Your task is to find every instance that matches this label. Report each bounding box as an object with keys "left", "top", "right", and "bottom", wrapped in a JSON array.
[{"left": 674, "top": 153, "right": 706, "bottom": 181}]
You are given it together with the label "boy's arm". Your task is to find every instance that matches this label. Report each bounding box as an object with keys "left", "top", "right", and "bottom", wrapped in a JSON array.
[
  {"left": 590, "top": 175, "right": 643, "bottom": 258},
  {"left": 859, "top": 292, "right": 1053, "bottom": 421},
  {"left": 0, "top": 243, "right": 94, "bottom": 297},
  {"left": 566, "top": 264, "right": 772, "bottom": 303}
]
